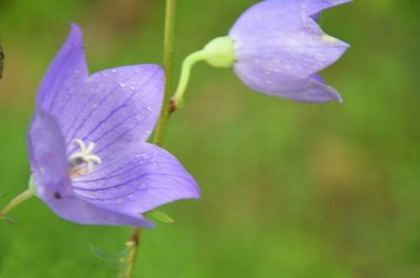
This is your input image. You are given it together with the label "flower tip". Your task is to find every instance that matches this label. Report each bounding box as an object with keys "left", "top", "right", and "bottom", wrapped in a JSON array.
[
  {"left": 307, "top": 0, "right": 353, "bottom": 18},
  {"left": 69, "top": 23, "right": 83, "bottom": 36},
  {"left": 62, "top": 23, "right": 85, "bottom": 50},
  {"left": 329, "top": 90, "right": 344, "bottom": 104},
  {"left": 341, "top": 40, "right": 351, "bottom": 50}
]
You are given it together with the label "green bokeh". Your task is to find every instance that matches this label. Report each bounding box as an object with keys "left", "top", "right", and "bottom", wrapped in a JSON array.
[{"left": 0, "top": 0, "right": 419, "bottom": 277}]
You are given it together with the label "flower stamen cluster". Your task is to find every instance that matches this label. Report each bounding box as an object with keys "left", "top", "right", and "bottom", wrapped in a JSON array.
[{"left": 68, "top": 139, "right": 102, "bottom": 174}]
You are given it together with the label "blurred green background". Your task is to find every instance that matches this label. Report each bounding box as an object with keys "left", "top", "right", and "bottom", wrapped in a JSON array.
[{"left": 0, "top": 0, "right": 419, "bottom": 277}]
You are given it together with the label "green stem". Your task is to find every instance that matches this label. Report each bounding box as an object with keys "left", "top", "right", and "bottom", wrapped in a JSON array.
[
  {"left": 121, "top": 229, "right": 142, "bottom": 278},
  {"left": 172, "top": 50, "right": 207, "bottom": 107},
  {"left": 0, "top": 189, "right": 34, "bottom": 219},
  {"left": 121, "top": 1, "right": 177, "bottom": 277},
  {"left": 153, "top": 0, "right": 177, "bottom": 147}
]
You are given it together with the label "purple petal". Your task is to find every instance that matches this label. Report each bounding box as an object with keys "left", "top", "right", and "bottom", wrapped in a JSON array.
[
  {"left": 36, "top": 24, "right": 165, "bottom": 151},
  {"left": 29, "top": 111, "right": 72, "bottom": 200},
  {"left": 304, "top": 0, "right": 352, "bottom": 17},
  {"left": 71, "top": 142, "right": 200, "bottom": 215},
  {"left": 37, "top": 24, "right": 88, "bottom": 113},
  {"left": 45, "top": 196, "right": 154, "bottom": 227},
  {"left": 234, "top": 64, "right": 342, "bottom": 103},
  {"left": 29, "top": 111, "right": 153, "bottom": 227},
  {"left": 285, "top": 74, "right": 343, "bottom": 103},
  {"left": 63, "top": 64, "right": 164, "bottom": 156}
]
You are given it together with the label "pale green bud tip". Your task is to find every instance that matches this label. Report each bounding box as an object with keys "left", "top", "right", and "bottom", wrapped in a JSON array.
[{"left": 202, "top": 36, "right": 236, "bottom": 68}]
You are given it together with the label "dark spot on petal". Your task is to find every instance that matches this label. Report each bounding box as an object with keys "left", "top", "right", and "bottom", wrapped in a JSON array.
[{"left": 54, "top": 192, "right": 62, "bottom": 199}]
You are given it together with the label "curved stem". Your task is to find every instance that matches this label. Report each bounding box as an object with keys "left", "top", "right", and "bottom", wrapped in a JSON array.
[
  {"left": 0, "top": 189, "right": 34, "bottom": 219},
  {"left": 121, "top": 0, "right": 177, "bottom": 277},
  {"left": 172, "top": 50, "right": 207, "bottom": 107}
]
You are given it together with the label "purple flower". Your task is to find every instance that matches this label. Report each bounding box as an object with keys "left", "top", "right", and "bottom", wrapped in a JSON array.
[
  {"left": 28, "top": 24, "right": 200, "bottom": 227},
  {"left": 229, "top": 0, "right": 351, "bottom": 102},
  {"left": 172, "top": 0, "right": 351, "bottom": 106}
]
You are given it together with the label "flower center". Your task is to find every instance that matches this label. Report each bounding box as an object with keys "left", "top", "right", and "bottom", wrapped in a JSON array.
[{"left": 68, "top": 139, "right": 102, "bottom": 177}]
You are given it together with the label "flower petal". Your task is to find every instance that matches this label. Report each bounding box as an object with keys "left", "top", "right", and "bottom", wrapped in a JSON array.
[
  {"left": 229, "top": 0, "right": 349, "bottom": 87},
  {"left": 239, "top": 72, "right": 342, "bottom": 103},
  {"left": 63, "top": 64, "right": 164, "bottom": 156},
  {"left": 37, "top": 24, "right": 88, "bottom": 113},
  {"left": 36, "top": 24, "right": 164, "bottom": 150},
  {"left": 71, "top": 142, "right": 200, "bottom": 216},
  {"left": 304, "top": 0, "right": 352, "bottom": 17},
  {"left": 45, "top": 196, "right": 154, "bottom": 227},
  {"left": 29, "top": 111, "right": 154, "bottom": 227},
  {"left": 285, "top": 74, "right": 343, "bottom": 103},
  {"left": 29, "top": 111, "right": 71, "bottom": 198}
]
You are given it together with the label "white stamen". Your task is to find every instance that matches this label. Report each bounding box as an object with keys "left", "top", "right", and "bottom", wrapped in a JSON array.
[{"left": 69, "top": 139, "right": 102, "bottom": 174}]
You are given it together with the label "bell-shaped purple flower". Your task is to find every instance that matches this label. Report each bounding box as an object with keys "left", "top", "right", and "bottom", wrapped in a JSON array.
[
  {"left": 229, "top": 0, "right": 351, "bottom": 102},
  {"left": 27, "top": 24, "right": 200, "bottom": 227},
  {"left": 172, "top": 0, "right": 351, "bottom": 106}
]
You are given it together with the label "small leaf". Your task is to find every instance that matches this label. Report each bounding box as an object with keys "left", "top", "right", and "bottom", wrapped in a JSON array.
[
  {"left": 2, "top": 216, "right": 21, "bottom": 225},
  {"left": 89, "top": 245, "right": 128, "bottom": 270},
  {"left": 147, "top": 210, "right": 176, "bottom": 224}
]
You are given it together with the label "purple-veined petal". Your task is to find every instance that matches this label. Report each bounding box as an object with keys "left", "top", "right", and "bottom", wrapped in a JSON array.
[
  {"left": 29, "top": 111, "right": 154, "bottom": 227},
  {"left": 63, "top": 64, "right": 164, "bottom": 156},
  {"left": 71, "top": 142, "right": 200, "bottom": 215},
  {"left": 29, "top": 111, "right": 72, "bottom": 198},
  {"left": 37, "top": 24, "right": 88, "bottom": 113},
  {"left": 37, "top": 24, "right": 164, "bottom": 149}
]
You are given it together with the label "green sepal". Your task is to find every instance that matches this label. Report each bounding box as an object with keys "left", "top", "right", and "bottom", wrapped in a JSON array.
[
  {"left": 28, "top": 175, "right": 38, "bottom": 196},
  {"left": 147, "top": 210, "right": 176, "bottom": 224}
]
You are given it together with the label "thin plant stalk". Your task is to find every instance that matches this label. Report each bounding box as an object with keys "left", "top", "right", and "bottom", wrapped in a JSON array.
[{"left": 121, "top": 0, "right": 177, "bottom": 277}]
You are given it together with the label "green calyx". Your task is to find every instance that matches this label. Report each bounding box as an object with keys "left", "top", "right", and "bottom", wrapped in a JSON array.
[
  {"left": 172, "top": 36, "right": 236, "bottom": 107},
  {"left": 28, "top": 175, "right": 39, "bottom": 196},
  {"left": 202, "top": 36, "right": 236, "bottom": 68}
]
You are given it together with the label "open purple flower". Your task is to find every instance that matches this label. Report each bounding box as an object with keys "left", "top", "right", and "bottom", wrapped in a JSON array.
[
  {"left": 172, "top": 0, "right": 351, "bottom": 105},
  {"left": 27, "top": 24, "right": 200, "bottom": 227}
]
